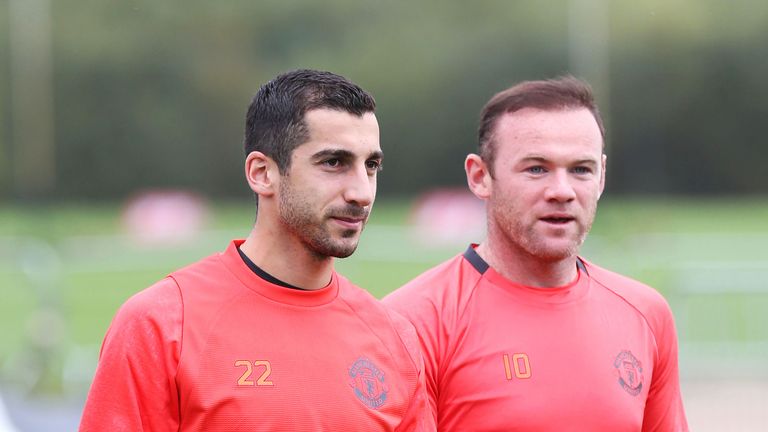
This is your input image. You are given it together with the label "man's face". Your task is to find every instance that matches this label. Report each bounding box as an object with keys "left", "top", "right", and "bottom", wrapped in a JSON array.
[
  {"left": 485, "top": 107, "right": 605, "bottom": 262},
  {"left": 277, "top": 108, "right": 381, "bottom": 259}
]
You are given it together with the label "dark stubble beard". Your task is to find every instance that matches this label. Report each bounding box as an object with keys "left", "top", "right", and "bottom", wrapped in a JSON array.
[{"left": 278, "top": 179, "right": 368, "bottom": 259}]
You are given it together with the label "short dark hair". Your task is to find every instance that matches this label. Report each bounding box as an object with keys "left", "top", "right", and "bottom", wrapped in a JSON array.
[
  {"left": 477, "top": 75, "right": 605, "bottom": 173},
  {"left": 244, "top": 69, "right": 376, "bottom": 174}
]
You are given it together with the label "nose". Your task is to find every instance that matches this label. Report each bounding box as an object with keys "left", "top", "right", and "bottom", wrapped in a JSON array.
[
  {"left": 544, "top": 170, "right": 576, "bottom": 202},
  {"left": 343, "top": 165, "right": 375, "bottom": 207}
]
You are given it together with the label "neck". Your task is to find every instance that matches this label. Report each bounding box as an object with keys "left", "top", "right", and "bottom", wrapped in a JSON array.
[
  {"left": 240, "top": 220, "right": 334, "bottom": 291},
  {"left": 476, "top": 237, "right": 579, "bottom": 288}
]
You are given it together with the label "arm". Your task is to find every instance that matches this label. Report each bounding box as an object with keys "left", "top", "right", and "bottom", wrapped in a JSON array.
[
  {"left": 383, "top": 291, "right": 442, "bottom": 430},
  {"left": 642, "top": 303, "right": 689, "bottom": 432},
  {"left": 395, "top": 365, "right": 436, "bottom": 432},
  {"left": 390, "top": 313, "right": 437, "bottom": 432},
  {"left": 79, "top": 278, "right": 183, "bottom": 432}
]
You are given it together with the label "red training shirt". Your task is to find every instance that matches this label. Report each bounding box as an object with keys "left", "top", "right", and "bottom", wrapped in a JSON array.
[
  {"left": 80, "top": 240, "right": 433, "bottom": 431},
  {"left": 383, "top": 245, "right": 688, "bottom": 431}
]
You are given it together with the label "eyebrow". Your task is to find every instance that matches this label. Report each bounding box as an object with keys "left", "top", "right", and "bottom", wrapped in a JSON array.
[
  {"left": 310, "top": 148, "right": 383, "bottom": 162},
  {"left": 518, "top": 156, "right": 598, "bottom": 166},
  {"left": 519, "top": 156, "right": 548, "bottom": 164},
  {"left": 572, "top": 158, "right": 598, "bottom": 167}
]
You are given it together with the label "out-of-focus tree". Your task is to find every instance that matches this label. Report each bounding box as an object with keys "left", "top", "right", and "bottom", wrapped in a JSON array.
[{"left": 0, "top": 0, "right": 766, "bottom": 200}]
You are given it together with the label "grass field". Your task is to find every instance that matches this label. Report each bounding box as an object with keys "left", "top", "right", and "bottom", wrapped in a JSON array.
[{"left": 1, "top": 196, "right": 768, "bottom": 396}]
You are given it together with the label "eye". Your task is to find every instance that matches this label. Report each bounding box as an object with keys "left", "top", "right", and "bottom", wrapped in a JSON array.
[
  {"left": 572, "top": 166, "right": 592, "bottom": 175},
  {"left": 526, "top": 166, "right": 546, "bottom": 174},
  {"left": 323, "top": 158, "right": 341, "bottom": 168},
  {"left": 366, "top": 159, "right": 383, "bottom": 172}
]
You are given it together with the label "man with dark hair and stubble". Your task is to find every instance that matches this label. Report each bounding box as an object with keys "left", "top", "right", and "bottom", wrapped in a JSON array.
[
  {"left": 81, "top": 69, "right": 433, "bottom": 431},
  {"left": 384, "top": 76, "right": 688, "bottom": 431}
]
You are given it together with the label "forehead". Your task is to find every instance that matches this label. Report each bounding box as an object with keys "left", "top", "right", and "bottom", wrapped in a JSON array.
[
  {"left": 298, "top": 108, "right": 380, "bottom": 153},
  {"left": 492, "top": 107, "right": 603, "bottom": 159}
]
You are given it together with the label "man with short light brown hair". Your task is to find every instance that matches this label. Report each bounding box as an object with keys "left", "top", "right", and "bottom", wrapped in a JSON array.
[{"left": 385, "top": 76, "right": 688, "bottom": 431}]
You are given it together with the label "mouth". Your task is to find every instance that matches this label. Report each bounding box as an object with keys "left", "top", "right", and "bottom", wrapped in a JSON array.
[
  {"left": 330, "top": 216, "right": 366, "bottom": 230},
  {"left": 540, "top": 215, "right": 575, "bottom": 225}
]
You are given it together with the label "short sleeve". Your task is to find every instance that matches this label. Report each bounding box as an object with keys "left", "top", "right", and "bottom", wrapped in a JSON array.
[
  {"left": 642, "top": 302, "right": 689, "bottom": 431},
  {"left": 79, "top": 278, "right": 183, "bottom": 432},
  {"left": 383, "top": 292, "right": 443, "bottom": 428},
  {"left": 386, "top": 310, "right": 437, "bottom": 432}
]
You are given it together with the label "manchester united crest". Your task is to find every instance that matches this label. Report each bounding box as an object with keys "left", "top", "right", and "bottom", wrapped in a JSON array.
[
  {"left": 613, "top": 350, "right": 644, "bottom": 396},
  {"left": 349, "top": 357, "right": 389, "bottom": 409}
]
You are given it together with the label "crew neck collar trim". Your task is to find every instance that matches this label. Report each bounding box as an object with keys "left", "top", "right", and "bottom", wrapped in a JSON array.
[
  {"left": 220, "top": 240, "right": 339, "bottom": 307},
  {"left": 462, "top": 244, "right": 590, "bottom": 305},
  {"left": 237, "top": 246, "right": 302, "bottom": 290}
]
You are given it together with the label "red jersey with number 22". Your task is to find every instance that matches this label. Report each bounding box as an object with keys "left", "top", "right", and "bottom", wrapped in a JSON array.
[{"left": 80, "top": 240, "right": 432, "bottom": 431}]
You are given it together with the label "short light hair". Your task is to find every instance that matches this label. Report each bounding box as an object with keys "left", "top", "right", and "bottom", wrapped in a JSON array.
[{"left": 477, "top": 75, "right": 605, "bottom": 174}]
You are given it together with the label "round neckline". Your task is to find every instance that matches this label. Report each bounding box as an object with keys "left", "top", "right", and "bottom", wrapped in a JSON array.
[
  {"left": 221, "top": 240, "right": 339, "bottom": 307},
  {"left": 483, "top": 265, "right": 590, "bottom": 306},
  {"left": 463, "top": 244, "right": 591, "bottom": 306}
]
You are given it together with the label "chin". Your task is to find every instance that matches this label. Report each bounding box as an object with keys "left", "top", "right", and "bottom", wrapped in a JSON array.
[
  {"left": 313, "top": 238, "right": 360, "bottom": 259},
  {"left": 528, "top": 242, "right": 580, "bottom": 262},
  {"left": 328, "top": 243, "right": 358, "bottom": 258},
  {"left": 331, "top": 249, "right": 356, "bottom": 259}
]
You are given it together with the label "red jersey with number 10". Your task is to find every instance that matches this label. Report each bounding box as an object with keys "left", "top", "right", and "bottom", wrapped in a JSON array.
[
  {"left": 383, "top": 246, "right": 688, "bottom": 431},
  {"left": 80, "top": 240, "right": 432, "bottom": 431}
]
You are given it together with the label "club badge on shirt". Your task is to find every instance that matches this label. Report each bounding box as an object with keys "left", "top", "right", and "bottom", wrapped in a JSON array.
[
  {"left": 349, "top": 357, "right": 389, "bottom": 409},
  {"left": 614, "top": 350, "right": 644, "bottom": 396}
]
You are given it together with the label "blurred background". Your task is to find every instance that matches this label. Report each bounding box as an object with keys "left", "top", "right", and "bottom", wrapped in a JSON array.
[{"left": 0, "top": 0, "right": 766, "bottom": 430}]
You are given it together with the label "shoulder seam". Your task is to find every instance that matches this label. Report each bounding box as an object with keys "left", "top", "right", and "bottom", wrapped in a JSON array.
[
  {"left": 341, "top": 294, "right": 420, "bottom": 370},
  {"left": 338, "top": 293, "right": 419, "bottom": 421},
  {"left": 456, "top": 257, "right": 486, "bottom": 325},
  {"left": 589, "top": 273, "right": 662, "bottom": 361},
  {"left": 437, "top": 257, "right": 485, "bottom": 385},
  {"left": 167, "top": 275, "right": 185, "bottom": 383}
]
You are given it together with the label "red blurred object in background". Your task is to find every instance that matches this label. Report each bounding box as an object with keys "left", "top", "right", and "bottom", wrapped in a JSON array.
[
  {"left": 122, "top": 190, "right": 210, "bottom": 246},
  {"left": 409, "top": 188, "right": 486, "bottom": 247}
]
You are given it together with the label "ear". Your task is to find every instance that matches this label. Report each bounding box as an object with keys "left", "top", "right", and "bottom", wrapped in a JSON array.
[
  {"left": 465, "top": 153, "right": 492, "bottom": 200},
  {"left": 598, "top": 153, "right": 607, "bottom": 199},
  {"left": 245, "top": 151, "right": 278, "bottom": 197}
]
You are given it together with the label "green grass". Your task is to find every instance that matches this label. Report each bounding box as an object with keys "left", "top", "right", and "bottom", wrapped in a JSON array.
[
  {"left": 0, "top": 204, "right": 123, "bottom": 238},
  {"left": 63, "top": 270, "right": 171, "bottom": 346},
  {"left": 594, "top": 196, "right": 768, "bottom": 236},
  {"left": 1, "top": 196, "right": 768, "bottom": 391},
  {"left": 0, "top": 271, "right": 37, "bottom": 352}
]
